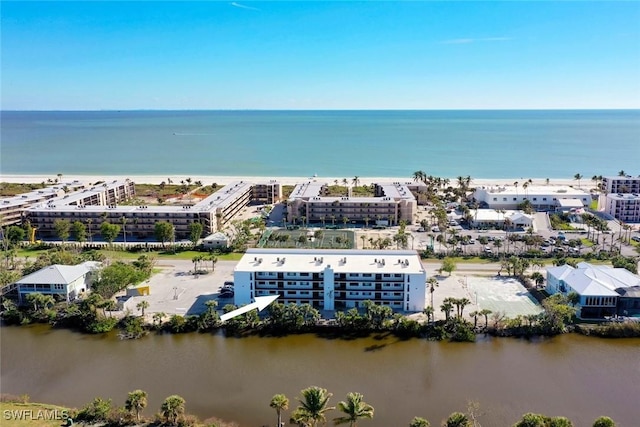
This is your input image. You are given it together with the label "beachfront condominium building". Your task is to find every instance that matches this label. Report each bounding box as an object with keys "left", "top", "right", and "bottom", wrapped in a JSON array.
[
  {"left": 286, "top": 181, "right": 417, "bottom": 226},
  {"left": 0, "top": 181, "right": 86, "bottom": 227},
  {"left": 26, "top": 180, "right": 281, "bottom": 239},
  {"left": 603, "top": 193, "right": 640, "bottom": 223},
  {"left": 602, "top": 176, "right": 640, "bottom": 194},
  {"left": 234, "top": 248, "right": 427, "bottom": 312},
  {"left": 546, "top": 262, "right": 640, "bottom": 318},
  {"left": 473, "top": 184, "right": 591, "bottom": 211}
]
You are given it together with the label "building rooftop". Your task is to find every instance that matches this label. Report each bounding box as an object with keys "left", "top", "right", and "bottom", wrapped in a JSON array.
[
  {"left": 548, "top": 262, "right": 640, "bottom": 297},
  {"left": 194, "top": 181, "right": 253, "bottom": 211},
  {"left": 16, "top": 261, "right": 101, "bottom": 285},
  {"left": 236, "top": 248, "right": 425, "bottom": 275},
  {"left": 607, "top": 193, "right": 640, "bottom": 201},
  {"left": 0, "top": 180, "right": 86, "bottom": 209},
  {"left": 469, "top": 209, "right": 532, "bottom": 222},
  {"left": 476, "top": 185, "right": 590, "bottom": 196}
]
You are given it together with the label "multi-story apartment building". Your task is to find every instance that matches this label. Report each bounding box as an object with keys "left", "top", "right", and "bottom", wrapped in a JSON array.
[
  {"left": 604, "top": 193, "right": 640, "bottom": 223},
  {"left": 251, "top": 181, "right": 282, "bottom": 204},
  {"left": 473, "top": 185, "right": 591, "bottom": 211},
  {"left": 25, "top": 180, "right": 281, "bottom": 240},
  {"left": 0, "top": 181, "right": 86, "bottom": 227},
  {"left": 602, "top": 176, "right": 640, "bottom": 194},
  {"left": 234, "top": 248, "right": 427, "bottom": 312},
  {"left": 286, "top": 181, "right": 417, "bottom": 226}
]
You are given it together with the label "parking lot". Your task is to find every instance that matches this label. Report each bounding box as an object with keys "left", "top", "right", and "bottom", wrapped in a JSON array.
[{"left": 122, "top": 259, "right": 237, "bottom": 317}]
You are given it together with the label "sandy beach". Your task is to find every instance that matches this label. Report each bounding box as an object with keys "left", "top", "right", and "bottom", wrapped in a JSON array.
[{"left": 0, "top": 174, "right": 585, "bottom": 189}]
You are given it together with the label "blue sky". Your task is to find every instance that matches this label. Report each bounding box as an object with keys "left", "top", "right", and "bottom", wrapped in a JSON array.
[{"left": 2, "top": 1, "right": 639, "bottom": 110}]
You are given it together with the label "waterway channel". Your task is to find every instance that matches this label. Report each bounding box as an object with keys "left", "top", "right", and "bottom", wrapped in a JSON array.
[{"left": 1, "top": 325, "right": 638, "bottom": 426}]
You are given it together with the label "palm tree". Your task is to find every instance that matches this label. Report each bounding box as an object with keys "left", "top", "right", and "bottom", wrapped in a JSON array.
[
  {"left": 342, "top": 216, "right": 349, "bottom": 228},
  {"left": 86, "top": 218, "right": 93, "bottom": 243},
  {"left": 574, "top": 173, "right": 583, "bottom": 188},
  {"left": 412, "top": 170, "right": 426, "bottom": 183},
  {"left": 409, "top": 417, "right": 430, "bottom": 427},
  {"left": 136, "top": 300, "right": 150, "bottom": 317},
  {"left": 125, "top": 390, "right": 148, "bottom": 422},
  {"left": 270, "top": 394, "right": 289, "bottom": 427},
  {"left": 444, "top": 412, "right": 471, "bottom": 427},
  {"left": 160, "top": 395, "right": 185, "bottom": 425},
  {"left": 618, "top": 170, "right": 626, "bottom": 177},
  {"left": 333, "top": 392, "right": 374, "bottom": 426},
  {"left": 294, "top": 386, "right": 334, "bottom": 427},
  {"left": 121, "top": 216, "right": 128, "bottom": 244},
  {"left": 427, "top": 277, "right": 438, "bottom": 310},
  {"left": 479, "top": 309, "right": 493, "bottom": 329},
  {"left": 352, "top": 176, "right": 360, "bottom": 187}
]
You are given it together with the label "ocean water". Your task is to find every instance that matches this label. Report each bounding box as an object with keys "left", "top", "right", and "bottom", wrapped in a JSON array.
[{"left": 1, "top": 110, "right": 638, "bottom": 179}]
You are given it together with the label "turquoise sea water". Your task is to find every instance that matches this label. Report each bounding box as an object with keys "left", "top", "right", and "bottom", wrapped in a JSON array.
[{"left": 1, "top": 110, "right": 638, "bottom": 178}]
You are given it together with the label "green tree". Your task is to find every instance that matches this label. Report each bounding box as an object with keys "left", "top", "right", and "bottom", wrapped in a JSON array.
[
  {"left": 334, "top": 392, "right": 374, "bottom": 426},
  {"left": 100, "top": 221, "right": 121, "bottom": 245},
  {"left": 444, "top": 412, "right": 471, "bottom": 427},
  {"left": 77, "top": 398, "right": 112, "bottom": 423},
  {"left": 4, "top": 226, "right": 26, "bottom": 247},
  {"left": 409, "top": 417, "right": 430, "bottom": 427},
  {"left": 160, "top": 395, "right": 185, "bottom": 425},
  {"left": 125, "top": 389, "right": 148, "bottom": 422},
  {"left": 154, "top": 221, "right": 175, "bottom": 248},
  {"left": 71, "top": 220, "right": 87, "bottom": 243},
  {"left": 188, "top": 222, "right": 204, "bottom": 247},
  {"left": 136, "top": 300, "right": 150, "bottom": 317},
  {"left": 53, "top": 219, "right": 71, "bottom": 243},
  {"left": 294, "top": 386, "right": 334, "bottom": 427},
  {"left": 270, "top": 393, "right": 289, "bottom": 427},
  {"left": 592, "top": 416, "right": 616, "bottom": 427},
  {"left": 441, "top": 257, "right": 456, "bottom": 276}
]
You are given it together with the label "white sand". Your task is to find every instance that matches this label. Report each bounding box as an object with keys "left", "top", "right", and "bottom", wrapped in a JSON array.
[{"left": 0, "top": 174, "right": 583, "bottom": 188}]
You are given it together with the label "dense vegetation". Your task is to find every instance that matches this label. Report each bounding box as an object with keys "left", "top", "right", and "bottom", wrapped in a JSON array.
[{"left": 0, "top": 392, "right": 619, "bottom": 427}]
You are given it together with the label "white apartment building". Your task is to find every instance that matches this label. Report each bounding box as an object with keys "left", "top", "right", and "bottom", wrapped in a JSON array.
[
  {"left": 234, "top": 249, "right": 427, "bottom": 312},
  {"left": 473, "top": 185, "right": 591, "bottom": 211},
  {"left": 603, "top": 193, "right": 640, "bottom": 223},
  {"left": 287, "top": 181, "right": 417, "bottom": 226},
  {"left": 602, "top": 176, "right": 640, "bottom": 194}
]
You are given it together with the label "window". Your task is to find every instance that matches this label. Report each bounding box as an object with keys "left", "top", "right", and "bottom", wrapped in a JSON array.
[
  {"left": 493, "top": 198, "right": 497, "bottom": 201},
  {"left": 503, "top": 198, "right": 507, "bottom": 201},
  {"left": 53, "top": 284, "right": 64, "bottom": 290}
]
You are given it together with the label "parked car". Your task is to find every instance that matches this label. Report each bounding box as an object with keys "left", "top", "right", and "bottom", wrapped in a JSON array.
[
  {"left": 632, "top": 236, "right": 640, "bottom": 243},
  {"left": 223, "top": 281, "right": 234, "bottom": 288},
  {"left": 431, "top": 226, "right": 440, "bottom": 232},
  {"left": 220, "top": 289, "right": 234, "bottom": 298}
]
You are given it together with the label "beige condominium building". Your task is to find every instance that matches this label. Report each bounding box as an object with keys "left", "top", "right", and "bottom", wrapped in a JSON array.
[
  {"left": 0, "top": 181, "right": 86, "bottom": 227},
  {"left": 234, "top": 248, "right": 427, "bottom": 312},
  {"left": 25, "top": 180, "right": 281, "bottom": 240},
  {"left": 286, "top": 181, "right": 417, "bottom": 226}
]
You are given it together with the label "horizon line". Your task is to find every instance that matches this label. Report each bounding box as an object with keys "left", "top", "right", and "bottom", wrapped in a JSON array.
[{"left": 2, "top": 108, "right": 640, "bottom": 113}]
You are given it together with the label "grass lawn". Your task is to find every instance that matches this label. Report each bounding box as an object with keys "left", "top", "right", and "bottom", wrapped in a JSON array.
[
  {"left": 0, "top": 401, "right": 72, "bottom": 427},
  {"left": 581, "top": 238, "right": 595, "bottom": 247}
]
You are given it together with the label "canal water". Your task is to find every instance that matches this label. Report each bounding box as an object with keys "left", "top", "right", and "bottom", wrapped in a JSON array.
[{"left": 1, "top": 325, "right": 638, "bottom": 426}]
